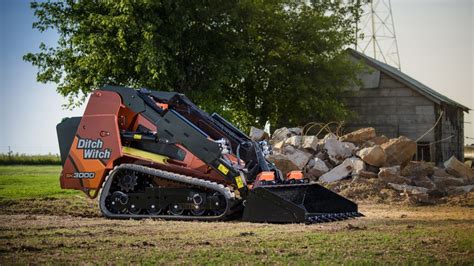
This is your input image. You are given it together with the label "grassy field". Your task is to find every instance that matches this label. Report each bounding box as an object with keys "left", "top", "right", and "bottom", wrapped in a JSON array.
[
  {"left": 0, "top": 165, "right": 78, "bottom": 199},
  {"left": 0, "top": 165, "right": 473, "bottom": 264}
]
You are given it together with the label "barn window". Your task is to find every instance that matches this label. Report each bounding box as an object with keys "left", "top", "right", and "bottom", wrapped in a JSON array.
[{"left": 416, "top": 142, "right": 431, "bottom": 162}]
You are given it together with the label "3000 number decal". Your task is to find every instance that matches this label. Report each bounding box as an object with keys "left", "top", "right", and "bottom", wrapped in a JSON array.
[{"left": 72, "top": 172, "right": 96, "bottom": 179}]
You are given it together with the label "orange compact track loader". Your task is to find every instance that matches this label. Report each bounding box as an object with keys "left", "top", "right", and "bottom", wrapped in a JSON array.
[{"left": 57, "top": 85, "right": 362, "bottom": 223}]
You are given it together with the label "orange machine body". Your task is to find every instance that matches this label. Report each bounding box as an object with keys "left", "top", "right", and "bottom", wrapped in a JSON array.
[
  {"left": 60, "top": 90, "right": 232, "bottom": 197},
  {"left": 56, "top": 85, "right": 361, "bottom": 224}
]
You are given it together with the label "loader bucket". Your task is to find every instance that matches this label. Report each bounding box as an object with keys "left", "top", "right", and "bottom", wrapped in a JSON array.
[{"left": 242, "top": 183, "right": 362, "bottom": 223}]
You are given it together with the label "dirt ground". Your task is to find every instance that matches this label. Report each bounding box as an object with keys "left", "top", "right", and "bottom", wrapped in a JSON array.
[
  {"left": 1, "top": 199, "right": 473, "bottom": 264},
  {"left": 1, "top": 166, "right": 473, "bottom": 264}
]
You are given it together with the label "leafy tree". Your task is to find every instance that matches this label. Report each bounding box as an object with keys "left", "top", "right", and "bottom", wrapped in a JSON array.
[{"left": 25, "top": 0, "right": 362, "bottom": 131}]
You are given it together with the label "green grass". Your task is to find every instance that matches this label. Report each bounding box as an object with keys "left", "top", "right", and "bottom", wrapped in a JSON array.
[
  {"left": 0, "top": 165, "right": 79, "bottom": 199},
  {"left": 0, "top": 153, "right": 61, "bottom": 165}
]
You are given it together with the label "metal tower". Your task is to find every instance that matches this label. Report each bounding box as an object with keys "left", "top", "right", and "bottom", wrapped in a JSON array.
[{"left": 355, "top": 0, "right": 401, "bottom": 70}]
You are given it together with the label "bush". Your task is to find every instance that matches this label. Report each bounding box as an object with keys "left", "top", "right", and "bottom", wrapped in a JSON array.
[{"left": 0, "top": 153, "right": 61, "bottom": 165}]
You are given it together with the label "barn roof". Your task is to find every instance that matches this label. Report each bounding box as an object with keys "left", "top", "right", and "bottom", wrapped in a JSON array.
[{"left": 347, "top": 48, "right": 470, "bottom": 112}]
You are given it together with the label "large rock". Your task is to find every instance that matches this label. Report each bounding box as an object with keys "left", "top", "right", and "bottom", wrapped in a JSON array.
[
  {"left": 284, "top": 135, "right": 302, "bottom": 148},
  {"left": 444, "top": 156, "right": 474, "bottom": 180},
  {"left": 381, "top": 136, "right": 417, "bottom": 166},
  {"left": 400, "top": 161, "right": 435, "bottom": 177},
  {"left": 272, "top": 141, "right": 285, "bottom": 151},
  {"left": 324, "top": 138, "right": 356, "bottom": 164},
  {"left": 267, "top": 150, "right": 311, "bottom": 175},
  {"left": 249, "top": 126, "right": 269, "bottom": 141},
  {"left": 305, "top": 158, "right": 329, "bottom": 180},
  {"left": 378, "top": 166, "right": 411, "bottom": 184},
  {"left": 301, "top": 136, "right": 319, "bottom": 152},
  {"left": 270, "top": 127, "right": 292, "bottom": 144},
  {"left": 340, "top": 127, "right": 376, "bottom": 143},
  {"left": 370, "top": 135, "right": 389, "bottom": 145},
  {"left": 357, "top": 145, "right": 386, "bottom": 167},
  {"left": 319, "top": 157, "right": 363, "bottom": 183}
]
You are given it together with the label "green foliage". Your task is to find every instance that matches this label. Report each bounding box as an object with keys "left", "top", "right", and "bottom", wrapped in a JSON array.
[
  {"left": 25, "top": 0, "right": 362, "bottom": 130},
  {"left": 0, "top": 153, "right": 61, "bottom": 165}
]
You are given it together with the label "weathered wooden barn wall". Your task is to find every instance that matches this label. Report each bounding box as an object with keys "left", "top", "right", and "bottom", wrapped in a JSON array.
[
  {"left": 342, "top": 73, "right": 436, "bottom": 141},
  {"left": 343, "top": 49, "right": 467, "bottom": 165},
  {"left": 342, "top": 71, "right": 466, "bottom": 165},
  {"left": 435, "top": 104, "right": 464, "bottom": 163}
]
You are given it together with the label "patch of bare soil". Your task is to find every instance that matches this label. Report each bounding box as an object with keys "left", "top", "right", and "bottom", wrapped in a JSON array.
[
  {"left": 442, "top": 192, "right": 474, "bottom": 207},
  {"left": 0, "top": 204, "right": 473, "bottom": 264},
  {"left": 325, "top": 177, "right": 474, "bottom": 207},
  {"left": 0, "top": 197, "right": 100, "bottom": 218},
  {"left": 325, "top": 177, "right": 407, "bottom": 203}
]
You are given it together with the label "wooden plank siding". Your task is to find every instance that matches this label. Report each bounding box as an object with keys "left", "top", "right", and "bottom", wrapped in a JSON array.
[
  {"left": 342, "top": 73, "right": 436, "bottom": 142},
  {"left": 343, "top": 50, "right": 466, "bottom": 165},
  {"left": 341, "top": 72, "right": 449, "bottom": 164}
]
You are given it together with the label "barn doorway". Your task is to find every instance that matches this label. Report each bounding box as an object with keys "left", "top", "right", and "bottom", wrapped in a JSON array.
[{"left": 416, "top": 142, "right": 431, "bottom": 162}]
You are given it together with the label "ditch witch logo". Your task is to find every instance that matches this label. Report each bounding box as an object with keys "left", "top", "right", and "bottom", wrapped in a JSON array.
[{"left": 77, "top": 138, "right": 111, "bottom": 160}]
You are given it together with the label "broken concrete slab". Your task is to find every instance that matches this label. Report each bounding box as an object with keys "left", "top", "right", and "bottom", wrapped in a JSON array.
[
  {"left": 284, "top": 135, "right": 302, "bottom": 148},
  {"left": 388, "top": 183, "right": 429, "bottom": 194},
  {"left": 444, "top": 156, "right": 474, "bottom": 180},
  {"left": 351, "top": 157, "right": 365, "bottom": 176},
  {"left": 305, "top": 158, "right": 329, "bottom": 180},
  {"left": 272, "top": 141, "right": 285, "bottom": 151},
  {"left": 400, "top": 161, "right": 435, "bottom": 177},
  {"left": 319, "top": 157, "right": 363, "bottom": 183},
  {"left": 381, "top": 136, "right": 417, "bottom": 167},
  {"left": 319, "top": 158, "right": 353, "bottom": 183},
  {"left": 378, "top": 166, "right": 411, "bottom": 184},
  {"left": 267, "top": 149, "right": 312, "bottom": 175},
  {"left": 249, "top": 126, "right": 269, "bottom": 141},
  {"left": 357, "top": 145, "right": 386, "bottom": 167},
  {"left": 340, "top": 127, "right": 376, "bottom": 143},
  {"left": 324, "top": 138, "right": 356, "bottom": 164},
  {"left": 270, "top": 127, "right": 292, "bottom": 144},
  {"left": 301, "top": 135, "right": 319, "bottom": 152}
]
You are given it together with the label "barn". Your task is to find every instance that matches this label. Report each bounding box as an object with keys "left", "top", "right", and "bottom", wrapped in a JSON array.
[{"left": 343, "top": 48, "right": 470, "bottom": 166}]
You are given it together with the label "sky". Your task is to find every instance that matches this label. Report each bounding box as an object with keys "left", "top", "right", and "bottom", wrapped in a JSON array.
[{"left": 0, "top": 0, "right": 473, "bottom": 154}]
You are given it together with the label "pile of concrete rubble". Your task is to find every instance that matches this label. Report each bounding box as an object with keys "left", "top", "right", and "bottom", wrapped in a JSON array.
[{"left": 250, "top": 126, "right": 474, "bottom": 205}]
